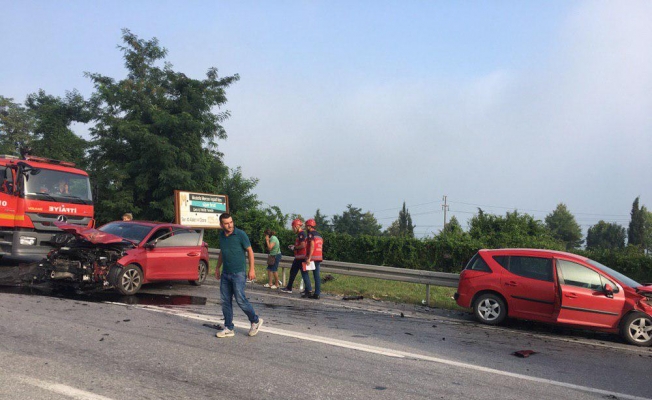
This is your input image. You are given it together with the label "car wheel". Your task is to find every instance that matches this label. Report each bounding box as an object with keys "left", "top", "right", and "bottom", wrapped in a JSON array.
[
  {"left": 189, "top": 260, "right": 208, "bottom": 286},
  {"left": 116, "top": 264, "right": 143, "bottom": 295},
  {"left": 621, "top": 312, "right": 652, "bottom": 346},
  {"left": 473, "top": 293, "right": 507, "bottom": 325}
]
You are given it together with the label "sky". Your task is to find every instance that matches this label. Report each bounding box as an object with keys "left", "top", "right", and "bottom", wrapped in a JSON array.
[{"left": 2, "top": 1, "right": 651, "bottom": 237}]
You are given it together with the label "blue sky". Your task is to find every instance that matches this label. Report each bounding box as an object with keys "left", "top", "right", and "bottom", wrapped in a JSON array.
[{"left": 2, "top": 1, "right": 651, "bottom": 236}]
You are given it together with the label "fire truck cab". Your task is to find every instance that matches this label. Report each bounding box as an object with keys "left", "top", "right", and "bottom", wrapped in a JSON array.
[{"left": 0, "top": 154, "right": 94, "bottom": 259}]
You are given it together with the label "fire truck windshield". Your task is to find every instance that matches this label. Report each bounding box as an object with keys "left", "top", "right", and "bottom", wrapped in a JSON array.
[{"left": 24, "top": 169, "right": 92, "bottom": 204}]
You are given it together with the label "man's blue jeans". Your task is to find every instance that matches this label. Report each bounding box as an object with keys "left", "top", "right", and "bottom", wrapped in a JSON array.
[
  {"left": 220, "top": 271, "right": 259, "bottom": 330},
  {"left": 286, "top": 258, "right": 312, "bottom": 292}
]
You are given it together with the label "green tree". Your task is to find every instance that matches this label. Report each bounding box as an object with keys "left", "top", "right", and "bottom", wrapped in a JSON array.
[
  {"left": 85, "top": 29, "right": 240, "bottom": 223},
  {"left": 25, "top": 90, "right": 90, "bottom": 167},
  {"left": 586, "top": 221, "right": 626, "bottom": 250},
  {"left": 442, "top": 215, "right": 464, "bottom": 236},
  {"left": 385, "top": 202, "right": 415, "bottom": 237},
  {"left": 0, "top": 96, "right": 34, "bottom": 154},
  {"left": 332, "top": 204, "right": 382, "bottom": 236},
  {"left": 313, "top": 209, "right": 332, "bottom": 232},
  {"left": 220, "top": 167, "right": 260, "bottom": 216},
  {"left": 469, "top": 209, "right": 562, "bottom": 249},
  {"left": 545, "top": 203, "right": 583, "bottom": 250},
  {"left": 628, "top": 197, "right": 646, "bottom": 248}
]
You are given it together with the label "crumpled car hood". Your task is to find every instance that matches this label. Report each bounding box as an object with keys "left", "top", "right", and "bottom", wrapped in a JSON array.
[
  {"left": 54, "top": 222, "right": 125, "bottom": 244},
  {"left": 637, "top": 284, "right": 652, "bottom": 295}
]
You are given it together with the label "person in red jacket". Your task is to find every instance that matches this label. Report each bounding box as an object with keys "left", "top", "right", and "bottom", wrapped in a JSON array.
[
  {"left": 280, "top": 219, "right": 313, "bottom": 295},
  {"left": 303, "top": 218, "right": 323, "bottom": 299}
]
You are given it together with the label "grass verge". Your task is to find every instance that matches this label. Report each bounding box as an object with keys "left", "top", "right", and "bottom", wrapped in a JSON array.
[{"left": 209, "top": 260, "right": 464, "bottom": 311}]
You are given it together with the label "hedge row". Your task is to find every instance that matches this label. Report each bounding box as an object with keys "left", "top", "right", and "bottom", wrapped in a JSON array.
[{"left": 207, "top": 228, "right": 652, "bottom": 282}]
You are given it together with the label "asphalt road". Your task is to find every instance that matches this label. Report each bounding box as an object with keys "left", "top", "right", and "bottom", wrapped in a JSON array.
[{"left": 0, "top": 267, "right": 650, "bottom": 400}]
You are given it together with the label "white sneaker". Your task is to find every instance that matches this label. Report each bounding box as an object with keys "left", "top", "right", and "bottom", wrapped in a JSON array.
[
  {"left": 216, "top": 328, "right": 234, "bottom": 338},
  {"left": 263, "top": 283, "right": 271, "bottom": 288},
  {"left": 270, "top": 285, "right": 278, "bottom": 289},
  {"left": 249, "top": 318, "right": 263, "bottom": 337}
]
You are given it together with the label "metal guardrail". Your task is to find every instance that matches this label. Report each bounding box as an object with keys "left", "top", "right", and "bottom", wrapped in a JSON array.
[{"left": 208, "top": 248, "right": 460, "bottom": 306}]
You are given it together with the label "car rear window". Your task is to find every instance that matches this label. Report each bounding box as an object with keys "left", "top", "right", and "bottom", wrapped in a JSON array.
[
  {"left": 493, "top": 255, "right": 553, "bottom": 282},
  {"left": 465, "top": 253, "right": 492, "bottom": 272}
]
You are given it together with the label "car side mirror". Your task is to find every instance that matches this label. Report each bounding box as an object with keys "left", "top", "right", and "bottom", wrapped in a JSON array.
[
  {"left": 144, "top": 242, "right": 156, "bottom": 250},
  {"left": 604, "top": 283, "right": 614, "bottom": 298}
]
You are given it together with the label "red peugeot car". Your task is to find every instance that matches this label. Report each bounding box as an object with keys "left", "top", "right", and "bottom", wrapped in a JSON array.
[
  {"left": 455, "top": 249, "right": 652, "bottom": 346},
  {"left": 41, "top": 221, "right": 210, "bottom": 295}
]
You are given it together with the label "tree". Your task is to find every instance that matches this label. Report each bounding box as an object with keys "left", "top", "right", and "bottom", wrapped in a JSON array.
[
  {"left": 85, "top": 29, "right": 241, "bottom": 223},
  {"left": 25, "top": 90, "right": 90, "bottom": 167},
  {"left": 586, "top": 221, "right": 626, "bottom": 250},
  {"left": 313, "top": 209, "right": 332, "bottom": 232},
  {"left": 332, "top": 204, "right": 382, "bottom": 236},
  {"left": 220, "top": 167, "right": 260, "bottom": 216},
  {"left": 385, "top": 202, "right": 415, "bottom": 237},
  {"left": 628, "top": 197, "right": 647, "bottom": 248},
  {"left": 0, "top": 96, "right": 34, "bottom": 154},
  {"left": 545, "top": 203, "right": 583, "bottom": 250},
  {"left": 469, "top": 209, "right": 562, "bottom": 249},
  {"left": 442, "top": 215, "right": 464, "bottom": 236}
]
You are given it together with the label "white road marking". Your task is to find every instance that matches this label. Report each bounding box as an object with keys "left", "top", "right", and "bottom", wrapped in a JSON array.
[
  {"left": 16, "top": 375, "right": 115, "bottom": 400},
  {"left": 141, "top": 305, "right": 651, "bottom": 400}
]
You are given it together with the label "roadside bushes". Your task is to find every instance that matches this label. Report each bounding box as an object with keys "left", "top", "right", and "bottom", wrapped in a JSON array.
[{"left": 206, "top": 223, "right": 651, "bottom": 282}]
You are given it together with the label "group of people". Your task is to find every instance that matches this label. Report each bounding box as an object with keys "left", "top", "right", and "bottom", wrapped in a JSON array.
[{"left": 214, "top": 213, "right": 324, "bottom": 339}]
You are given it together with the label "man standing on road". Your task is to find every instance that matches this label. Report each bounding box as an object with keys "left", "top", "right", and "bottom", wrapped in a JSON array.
[
  {"left": 280, "top": 219, "right": 312, "bottom": 295},
  {"left": 215, "top": 213, "right": 263, "bottom": 338},
  {"left": 303, "top": 219, "right": 324, "bottom": 299}
]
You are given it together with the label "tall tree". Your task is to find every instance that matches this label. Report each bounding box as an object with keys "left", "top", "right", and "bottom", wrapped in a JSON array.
[
  {"left": 0, "top": 96, "right": 34, "bottom": 154},
  {"left": 313, "top": 209, "right": 332, "bottom": 232},
  {"left": 385, "top": 202, "right": 415, "bottom": 237},
  {"left": 586, "top": 221, "right": 626, "bottom": 250},
  {"left": 25, "top": 90, "right": 90, "bottom": 167},
  {"left": 628, "top": 197, "right": 646, "bottom": 248},
  {"left": 85, "top": 29, "right": 241, "bottom": 223},
  {"left": 545, "top": 203, "right": 583, "bottom": 250},
  {"left": 442, "top": 215, "right": 464, "bottom": 236},
  {"left": 332, "top": 204, "right": 381, "bottom": 236},
  {"left": 469, "top": 209, "right": 562, "bottom": 249}
]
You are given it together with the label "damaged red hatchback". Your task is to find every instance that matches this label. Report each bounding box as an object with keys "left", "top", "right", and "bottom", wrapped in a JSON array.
[
  {"left": 455, "top": 249, "right": 652, "bottom": 346},
  {"left": 40, "top": 221, "right": 210, "bottom": 295}
]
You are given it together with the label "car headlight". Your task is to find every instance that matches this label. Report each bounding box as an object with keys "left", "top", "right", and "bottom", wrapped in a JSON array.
[{"left": 20, "top": 236, "right": 37, "bottom": 246}]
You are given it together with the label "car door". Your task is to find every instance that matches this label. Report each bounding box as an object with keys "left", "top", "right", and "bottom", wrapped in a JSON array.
[
  {"left": 141, "top": 227, "right": 173, "bottom": 280},
  {"left": 497, "top": 255, "right": 557, "bottom": 321},
  {"left": 555, "top": 259, "right": 625, "bottom": 328},
  {"left": 146, "top": 228, "right": 201, "bottom": 280}
]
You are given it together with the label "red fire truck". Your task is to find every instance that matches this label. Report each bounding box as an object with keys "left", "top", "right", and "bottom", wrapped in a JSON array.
[{"left": 0, "top": 154, "right": 94, "bottom": 259}]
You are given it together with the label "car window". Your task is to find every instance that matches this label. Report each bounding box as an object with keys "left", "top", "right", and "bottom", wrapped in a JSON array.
[
  {"left": 465, "top": 253, "right": 492, "bottom": 272},
  {"left": 492, "top": 255, "right": 509, "bottom": 269},
  {"left": 99, "top": 222, "right": 153, "bottom": 242},
  {"left": 508, "top": 256, "right": 553, "bottom": 282},
  {"left": 156, "top": 231, "right": 201, "bottom": 247},
  {"left": 557, "top": 259, "right": 604, "bottom": 290},
  {"left": 148, "top": 228, "right": 172, "bottom": 244}
]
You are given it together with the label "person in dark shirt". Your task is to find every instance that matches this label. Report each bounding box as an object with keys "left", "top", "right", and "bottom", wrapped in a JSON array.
[{"left": 215, "top": 213, "right": 263, "bottom": 338}]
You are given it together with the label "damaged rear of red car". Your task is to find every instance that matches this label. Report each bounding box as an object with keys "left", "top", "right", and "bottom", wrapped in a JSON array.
[
  {"left": 39, "top": 221, "right": 210, "bottom": 295},
  {"left": 455, "top": 249, "right": 652, "bottom": 346}
]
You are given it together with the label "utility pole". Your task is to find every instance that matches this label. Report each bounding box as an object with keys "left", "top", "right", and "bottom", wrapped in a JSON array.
[{"left": 442, "top": 195, "right": 449, "bottom": 232}]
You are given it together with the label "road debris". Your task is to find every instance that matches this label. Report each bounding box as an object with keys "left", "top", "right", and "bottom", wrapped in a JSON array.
[
  {"left": 203, "top": 323, "right": 224, "bottom": 330},
  {"left": 343, "top": 295, "right": 364, "bottom": 301},
  {"left": 512, "top": 350, "right": 537, "bottom": 358}
]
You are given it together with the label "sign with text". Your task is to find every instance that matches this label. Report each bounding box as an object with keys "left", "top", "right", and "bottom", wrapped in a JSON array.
[{"left": 174, "top": 191, "right": 229, "bottom": 228}]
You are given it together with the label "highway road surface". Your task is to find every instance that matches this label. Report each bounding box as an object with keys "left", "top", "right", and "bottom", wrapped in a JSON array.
[{"left": 0, "top": 267, "right": 650, "bottom": 400}]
